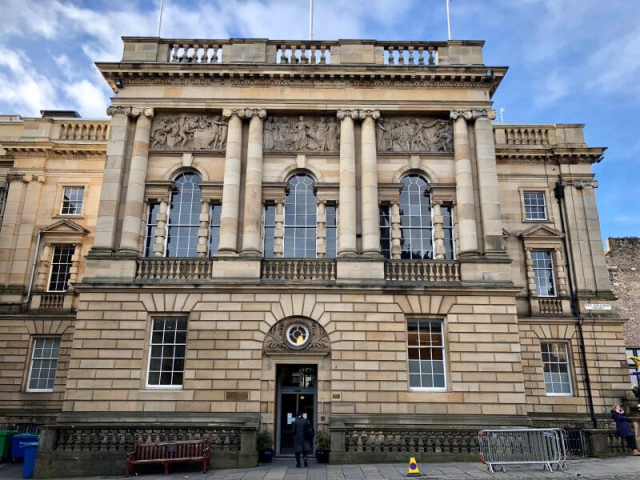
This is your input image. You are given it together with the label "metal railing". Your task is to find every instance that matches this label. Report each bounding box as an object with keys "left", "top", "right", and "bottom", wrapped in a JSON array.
[{"left": 478, "top": 428, "right": 569, "bottom": 473}]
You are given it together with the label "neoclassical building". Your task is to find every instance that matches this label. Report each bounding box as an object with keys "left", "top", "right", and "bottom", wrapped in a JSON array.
[{"left": 0, "top": 38, "right": 632, "bottom": 476}]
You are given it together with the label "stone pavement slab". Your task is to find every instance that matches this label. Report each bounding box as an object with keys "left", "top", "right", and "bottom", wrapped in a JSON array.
[{"left": 1, "top": 456, "right": 639, "bottom": 480}]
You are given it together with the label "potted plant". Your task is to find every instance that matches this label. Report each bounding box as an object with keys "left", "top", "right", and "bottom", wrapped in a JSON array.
[
  {"left": 315, "top": 429, "right": 330, "bottom": 463},
  {"left": 256, "top": 430, "right": 274, "bottom": 463}
]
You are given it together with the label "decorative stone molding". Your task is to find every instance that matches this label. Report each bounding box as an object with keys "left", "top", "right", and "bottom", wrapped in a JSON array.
[
  {"left": 6, "top": 173, "right": 45, "bottom": 183},
  {"left": 244, "top": 108, "right": 267, "bottom": 119},
  {"left": 106, "top": 106, "right": 134, "bottom": 117},
  {"left": 471, "top": 109, "right": 497, "bottom": 120},
  {"left": 222, "top": 108, "right": 246, "bottom": 118},
  {"left": 150, "top": 114, "right": 228, "bottom": 151},
  {"left": 562, "top": 180, "right": 599, "bottom": 189},
  {"left": 263, "top": 317, "right": 330, "bottom": 354},
  {"left": 263, "top": 115, "right": 340, "bottom": 153},
  {"left": 376, "top": 117, "right": 452, "bottom": 153},
  {"left": 450, "top": 110, "right": 474, "bottom": 121},
  {"left": 336, "top": 110, "right": 359, "bottom": 120},
  {"left": 143, "top": 181, "right": 175, "bottom": 204},
  {"left": 358, "top": 109, "right": 380, "bottom": 120}
]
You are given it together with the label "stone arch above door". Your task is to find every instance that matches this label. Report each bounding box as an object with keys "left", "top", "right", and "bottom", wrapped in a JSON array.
[{"left": 263, "top": 316, "right": 330, "bottom": 355}]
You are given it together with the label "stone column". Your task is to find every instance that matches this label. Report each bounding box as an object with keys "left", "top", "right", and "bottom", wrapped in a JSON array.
[
  {"left": 390, "top": 200, "right": 402, "bottom": 259},
  {"left": 274, "top": 198, "right": 285, "bottom": 258},
  {"left": 450, "top": 110, "right": 479, "bottom": 257},
  {"left": 153, "top": 200, "right": 168, "bottom": 257},
  {"left": 473, "top": 109, "right": 506, "bottom": 258},
  {"left": 433, "top": 201, "right": 445, "bottom": 260},
  {"left": 67, "top": 244, "right": 81, "bottom": 291},
  {"left": 337, "top": 110, "right": 358, "bottom": 257},
  {"left": 241, "top": 108, "right": 266, "bottom": 257},
  {"left": 0, "top": 174, "right": 27, "bottom": 285},
  {"left": 197, "top": 200, "right": 211, "bottom": 257},
  {"left": 317, "top": 199, "right": 327, "bottom": 258},
  {"left": 554, "top": 247, "right": 568, "bottom": 296},
  {"left": 359, "top": 110, "right": 381, "bottom": 257},
  {"left": 217, "top": 109, "right": 243, "bottom": 255},
  {"left": 525, "top": 248, "right": 536, "bottom": 295},
  {"left": 35, "top": 244, "right": 51, "bottom": 292},
  {"left": 92, "top": 106, "right": 134, "bottom": 255},
  {"left": 119, "top": 107, "right": 154, "bottom": 255}
]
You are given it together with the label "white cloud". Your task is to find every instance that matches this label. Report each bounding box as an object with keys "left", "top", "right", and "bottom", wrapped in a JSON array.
[{"left": 64, "top": 78, "right": 111, "bottom": 119}]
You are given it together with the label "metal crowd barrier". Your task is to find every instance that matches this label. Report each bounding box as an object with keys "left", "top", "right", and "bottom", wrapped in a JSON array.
[{"left": 478, "top": 428, "right": 569, "bottom": 473}]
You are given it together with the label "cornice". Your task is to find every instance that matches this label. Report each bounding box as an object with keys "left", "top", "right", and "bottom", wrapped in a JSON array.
[
  {"left": 0, "top": 142, "right": 107, "bottom": 159},
  {"left": 495, "top": 147, "right": 605, "bottom": 165},
  {"left": 98, "top": 64, "right": 506, "bottom": 93}
]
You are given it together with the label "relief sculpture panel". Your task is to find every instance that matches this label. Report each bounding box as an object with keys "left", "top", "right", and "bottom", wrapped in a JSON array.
[
  {"left": 264, "top": 115, "right": 340, "bottom": 153},
  {"left": 150, "top": 114, "right": 227, "bottom": 150},
  {"left": 377, "top": 117, "right": 453, "bottom": 153}
]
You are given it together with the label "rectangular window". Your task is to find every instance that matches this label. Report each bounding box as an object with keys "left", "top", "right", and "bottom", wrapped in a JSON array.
[
  {"left": 380, "top": 205, "right": 392, "bottom": 259},
  {"left": 263, "top": 204, "right": 276, "bottom": 258},
  {"left": 325, "top": 205, "right": 337, "bottom": 259},
  {"left": 0, "top": 185, "right": 7, "bottom": 225},
  {"left": 147, "top": 316, "right": 188, "bottom": 388},
  {"left": 60, "top": 187, "right": 84, "bottom": 215},
  {"left": 209, "top": 204, "right": 222, "bottom": 255},
  {"left": 407, "top": 320, "right": 446, "bottom": 390},
  {"left": 524, "top": 192, "right": 547, "bottom": 220},
  {"left": 541, "top": 342, "right": 572, "bottom": 395},
  {"left": 442, "top": 205, "right": 455, "bottom": 260},
  {"left": 531, "top": 250, "right": 556, "bottom": 297},
  {"left": 144, "top": 203, "right": 160, "bottom": 257},
  {"left": 27, "top": 337, "right": 61, "bottom": 392},
  {"left": 47, "top": 245, "right": 74, "bottom": 292}
]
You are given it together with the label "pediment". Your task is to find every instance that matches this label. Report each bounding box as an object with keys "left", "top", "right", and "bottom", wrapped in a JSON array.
[
  {"left": 519, "top": 224, "right": 564, "bottom": 240},
  {"left": 41, "top": 219, "right": 90, "bottom": 235}
]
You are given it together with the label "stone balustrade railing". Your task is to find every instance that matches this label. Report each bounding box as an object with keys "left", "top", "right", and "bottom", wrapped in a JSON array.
[
  {"left": 539, "top": 298, "right": 563, "bottom": 315},
  {"left": 494, "top": 124, "right": 588, "bottom": 148},
  {"left": 122, "top": 38, "right": 484, "bottom": 66},
  {"left": 57, "top": 121, "right": 110, "bottom": 141},
  {"left": 136, "top": 258, "right": 212, "bottom": 281},
  {"left": 384, "top": 260, "right": 460, "bottom": 282},
  {"left": 261, "top": 259, "right": 337, "bottom": 282}
]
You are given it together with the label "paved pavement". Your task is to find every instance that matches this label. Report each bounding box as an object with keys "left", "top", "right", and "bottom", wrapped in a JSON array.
[{"left": 1, "top": 456, "right": 639, "bottom": 480}]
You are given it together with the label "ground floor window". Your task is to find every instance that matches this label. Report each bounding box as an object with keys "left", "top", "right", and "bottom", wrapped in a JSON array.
[
  {"left": 542, "top": 342, "right": 572, "bottom": 395},
  {"left": 407, "top": 319, "right": 446, "bottom": 390},
  {"left": 147, "top": 316, "right": 188, "bottom": 388},
  {"left": 27, "top": 337, "right": 61, "bottom": 392}
]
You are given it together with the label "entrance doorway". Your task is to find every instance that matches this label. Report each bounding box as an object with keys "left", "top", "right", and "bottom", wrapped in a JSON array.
[{"left": 276, "top": 364, "right": 316, "bottom": 456}]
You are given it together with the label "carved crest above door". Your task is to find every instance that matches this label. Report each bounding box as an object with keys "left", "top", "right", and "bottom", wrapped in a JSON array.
[{"left": 263, "top": 317, "right": 330, "bottom": 355}]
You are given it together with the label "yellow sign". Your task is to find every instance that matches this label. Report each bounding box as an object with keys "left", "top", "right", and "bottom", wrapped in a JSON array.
[{"left": 407, "top": 457, "right": 421, "bottom": 477}]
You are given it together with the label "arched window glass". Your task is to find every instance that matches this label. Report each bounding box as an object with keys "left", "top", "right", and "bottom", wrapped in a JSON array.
[
  {"left": 399, "top": 175, "right": 433, "bottom": 259},
  {"left": 284, "top": 174, "right": 317, "bottom": 258},
  {"left": 166, "top": 172, "right": 202, "bottom": 257}
]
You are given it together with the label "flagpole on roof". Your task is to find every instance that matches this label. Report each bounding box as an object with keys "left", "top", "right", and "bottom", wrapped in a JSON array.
[
  {"left": 157, "top": 0, "right": 165, "bottom": 37},
  {"left": 309, "top": 0, "right": 314, "bottom": 40},
  {"left": 446, "top": 0, "right": 452, "bottom": 40}
]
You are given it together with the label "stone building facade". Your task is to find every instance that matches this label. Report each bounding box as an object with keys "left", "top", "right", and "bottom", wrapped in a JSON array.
[{"left": 0, "top": 38, "right": 632, "bottom": 476}]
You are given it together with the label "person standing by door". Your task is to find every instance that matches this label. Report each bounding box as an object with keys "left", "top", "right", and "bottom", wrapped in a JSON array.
[{"left": 292, "top": 411, "right": 311, "bottom": 467}]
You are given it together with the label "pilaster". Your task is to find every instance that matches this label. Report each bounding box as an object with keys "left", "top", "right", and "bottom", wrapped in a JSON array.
[{"left": 337, "top": 109, "right": 359, "bottom": 257}]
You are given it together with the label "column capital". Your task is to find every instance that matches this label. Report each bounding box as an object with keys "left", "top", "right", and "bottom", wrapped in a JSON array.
[
  {"left": 222, "top": 108, "right": 246, "bottom": 118},
  {"left": 244, "top": 108, "right": 267, "bottom": 119},
  {"left": 471, "top": 109, "right": 497, "bottom": 120},
  {"left": 336, "top": 109, "right": 359, "bottom": 120},
  {"left": 562, "top": 180, "right": 599, "bottom": 189},
  {"left": 450, "top": 110, "right": 474, "bottom": 121},
  {"left": 358, "top": 109, "right": 380, "bottom": 120},
  {"left": 129, "top": 107, "right": 154, "bottom": 119},
  {"left": 317, "top": 198, "right": 327, "bottom": 206},
  {"left": 390, "top": 199, "right": 401, "bottom": 207},
  {"left": 106, "top": 105, "right": 134, "bottom": 117}
]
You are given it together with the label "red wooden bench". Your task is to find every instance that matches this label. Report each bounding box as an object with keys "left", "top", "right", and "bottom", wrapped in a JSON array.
[{"left": 125, "top": 439, "right": 211, "bottom": 476}]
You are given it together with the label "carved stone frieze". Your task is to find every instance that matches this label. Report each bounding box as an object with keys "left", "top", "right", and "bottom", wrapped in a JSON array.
[
  {"left": 263, "top": 317, "right": 330, "bottom": 353},
  {"left": 150, "top": 114, "right": 228, "bottom": 151},
  {"left": 562, "top": 179, "right": 599, "bottom": 189},
  {"left": 377, "top": 117, "right": 453, "bottom": 153},
  {"left": 263, "top": 115, "right": 340, "bottom": 153}
]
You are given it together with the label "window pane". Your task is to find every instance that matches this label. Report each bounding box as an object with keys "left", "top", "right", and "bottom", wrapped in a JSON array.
[
  {"left": 524, "top": 192, "right": 547, "bottom": 220},
  {"left": 541, "top": 342, "right": 572, "bottom": 395},
  {"left": 399, "top": 176, "right": 434, "bottom": 259},
  {"left": 166, "top": 172, "right": 203, "bottom": 257},
  {"left": 147, "top": 316, "right": 188, "bottom": 387},
  {"left": 531, "top": 251, "right": 557, "bottom": 297},
  {"left": 48, "top": 245, "right": 74, "bottom": 292},
  {"left": 60, "top": 187, "right": 84, "bottom": 215},
  {"left": 406, "top": 320, "right": 446, "bottom": 390},
  {"left": 283, "top": 174, "right": 317, "bottom": 258},
  {"left": 27, "top": 337, "right": 61, "bottom": 392}
]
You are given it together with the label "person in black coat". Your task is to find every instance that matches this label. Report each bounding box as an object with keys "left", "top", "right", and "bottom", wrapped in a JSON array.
[
  {"left": 292, "top": 411, "right": 311, "bottom": 467},
  {"left": 611, "top": 404, "right": 640, "bottom": 456}
]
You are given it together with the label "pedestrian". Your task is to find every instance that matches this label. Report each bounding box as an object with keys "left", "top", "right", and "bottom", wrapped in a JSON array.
[
  {"left": 292, "top": 411, "right": 311, "bottom": 467},
  {"left": 611, "top": 404, "right": 640, "bottom": 456}
]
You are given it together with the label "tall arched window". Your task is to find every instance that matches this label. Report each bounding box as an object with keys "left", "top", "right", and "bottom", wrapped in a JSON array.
[
  {"left": 399, "top": 175, "right": 433, "bottom": 259},
  {"left": 166, "top": 172, "right": 202, "bottom": 257},
  {"left": 284, "top": 174, "right": 317, "bottom": 258}
]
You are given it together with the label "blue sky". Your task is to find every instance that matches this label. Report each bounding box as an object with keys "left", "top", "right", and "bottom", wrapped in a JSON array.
[{"left": 0, "top": 0, "right": 638, "bottom": 243}]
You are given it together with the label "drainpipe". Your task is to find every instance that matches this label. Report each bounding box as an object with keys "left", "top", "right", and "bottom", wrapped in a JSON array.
[
  {"left": 553, "top": 179, "right": 597, "bottom": 429},
  {"left": 26, "top": 229, "right": 42, "bottom": 305}
]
